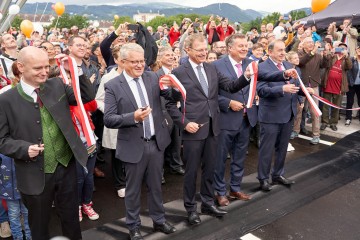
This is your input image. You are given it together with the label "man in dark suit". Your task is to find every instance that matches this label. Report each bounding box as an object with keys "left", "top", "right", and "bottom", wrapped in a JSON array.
[
  {"left": 0, "top": 47, "right": 94, "bottom": 240},
  {"left": 257, "top": 39, "right": 314, "bottom": 191},
  {"left": 167, "top": 33, "right": 255, "bottom": 225},
  {"left": 104, "top": 43, "right": 181, "bottom": 240},
  {"left": 156, "top": 46, "right": 185, "bottom": 176},
  {"left": 212, "top": 34, "right": 257, "bottom": 206}
]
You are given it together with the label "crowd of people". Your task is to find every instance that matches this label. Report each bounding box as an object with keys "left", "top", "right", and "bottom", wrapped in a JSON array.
[{"left": 0, "top": 13, "right": 358, "bottom": 240}]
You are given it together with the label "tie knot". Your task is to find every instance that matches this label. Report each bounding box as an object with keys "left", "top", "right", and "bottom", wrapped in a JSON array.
[
  {"left": 34, "top": 88, "right": 40, "bottom": 94},
  {"left": 235, "top": 63, "right": 242, "bottom": 69},
  {"left": 133, "top": 78, "right": 139, "bottom": 82},
  {"left": 196, "top": 65, "right": 202, "bottom": 70}
]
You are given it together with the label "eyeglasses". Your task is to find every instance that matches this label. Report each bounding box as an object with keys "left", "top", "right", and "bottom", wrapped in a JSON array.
[
  {"left": 190, "top": 48, "right": 208, "bottom": 53},
  {"left": 216, "top": 46, "right": 226, "bottom": 49},
  {"left": 71, "top": 44, "right": 87, "bottom": 48},
  {"left": 123, "top": 59, "right": 146, "bottom": 65}
]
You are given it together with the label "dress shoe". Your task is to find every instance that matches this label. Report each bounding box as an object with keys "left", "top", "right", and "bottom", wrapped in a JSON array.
[
  {"left": 272, "top": 176, "right": 295, "bottom": 185},
  {"left": 201, "top": 205, "right": 227, "bottom": 217},
  {"left": 188, "top": 211, "right": 201, "bottom": 225},
  {"left": 170, "top": 167, "right": 185, "bottom": 175},
  {"left": 129, "top": 228, "right": 143, "bottom": 240},
  {"left": 153, "top": 221, "right": 176, "bottom": 234},
  {"left": 330, "top": 124, "right": 338, "bottom": 131},
  {"left": 320, "top": 123, "right": 327, "bottom": 130},
  {"left": 260, "top": 180, "right": 272, "bottom": 191},
  {"left": 215, "top": 195, "right": 229, "bottom": 206},
  {"left": 94, "top": 167, "right": 105, "bottom": 178},
  {"left": 229, "top": 191, "right": 251, "bottom": 201}
]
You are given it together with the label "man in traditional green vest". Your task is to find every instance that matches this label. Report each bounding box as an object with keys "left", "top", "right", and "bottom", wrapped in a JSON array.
[{"left": 0, "top": 46, "right": 95, "bottom": 240}]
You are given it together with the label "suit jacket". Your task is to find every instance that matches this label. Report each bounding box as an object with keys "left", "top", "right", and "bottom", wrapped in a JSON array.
[
  {"left": 103, "top": 71, "right": 182, "bottom": 163},
  {"left": 213, "top": 56, "right": 258, "bottom": 129},
  {"left": 257, "top": 59, "right": 302, "bottom": 124},
  {"left": 168, "top": 59, "right": 250, "bottom": 141},
  {"left": 0, "top": 76, "right": 94, "bottom": 195},
  {"left": 156, "top": 68, "right": 174, "bottom": 133}
]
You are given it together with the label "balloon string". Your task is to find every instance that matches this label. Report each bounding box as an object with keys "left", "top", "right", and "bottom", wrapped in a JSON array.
[
  {"left": 55, "top": 16, "right": 59, "bottom": 29},
  {"left": 34, "top": 3, "right": 38, "bottom": 22},
  {"left": 39, "top": 2, "right": 49, "bottom": 23}
]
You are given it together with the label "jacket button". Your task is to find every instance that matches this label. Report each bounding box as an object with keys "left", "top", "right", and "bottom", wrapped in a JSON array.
[
  {"left": 35, "top": 104, "right": 39, "bottom": 109},
  {"left": 36, "top": 120, "right": 40, "bottom": 124},
  {"left": 40, "top": 168, "right": 43, "bottom": 171}
]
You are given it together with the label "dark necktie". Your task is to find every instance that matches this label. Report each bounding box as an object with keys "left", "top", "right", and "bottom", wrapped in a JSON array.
[
  {"left": 133, "top": 78, "right": 151, "bottom": 139},
  {"left": 34, "top": 88, "right": 43, "bottom": 107},
  {"left": 196, "top": 65, "right": 208, "bottom": 97},
  {"left": 277, "top": 63, "right": 290, "bottom": 84}
]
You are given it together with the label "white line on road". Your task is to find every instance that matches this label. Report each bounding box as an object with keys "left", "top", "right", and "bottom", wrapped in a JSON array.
[
  {"left": 297, "top": 134, "right": 334, "bottom": 146},
  {"left": 240, "top": 233, "right": 262, "bottom": 240}
]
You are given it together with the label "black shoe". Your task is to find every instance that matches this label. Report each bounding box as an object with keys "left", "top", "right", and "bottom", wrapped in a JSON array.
[
  {"left": 153, "top": 221, "right": 176, "bottom": 234},
  {"left": 330, "top": 124, "right": 338, "bottom": 131},
  {"left": 201, "top": 205, "right": 227, "bottom": 217},
  {"left": 320, "top": 124, "right": 327, "bottom": 130},
  {"left": 260, "top": 180, "right": 272, "bottom": 191},
  {"left": 300, "top": 128, "right": 308, "bottom": 135},
  {"left": 272, "top": 176, "right": 295, "bottom": 185},
  {"left": 129, "top": 228, "right": 143, "bottom": 240},
  {"left": 188, "top": 211, "right": 201, "bottom": 225},
  {"left": 170, "top": 167, "right": 185, "bottom": 175}
]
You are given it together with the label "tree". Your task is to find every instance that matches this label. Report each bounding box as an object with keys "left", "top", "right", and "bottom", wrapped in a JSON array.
[
  {"left": 11, "top": 15, "right": 24, "bottom": 30},
  {"left": 289, "top": 10, "right": 309, "bottom": 21},
  {"left": 48, "top": 13, "right": 89, "bottom": 29},
  {"left": 146, "top": 13, "right": 210, "bottom": 30},
  {"left": 113, "top": 16, "right": 134, "bottom": 28}
]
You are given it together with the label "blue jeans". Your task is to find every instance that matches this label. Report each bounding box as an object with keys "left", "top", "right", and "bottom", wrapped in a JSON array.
[
  {"left": 76, "top": 153, "right": 97, "bottom": 205},
  {"left": 0, "top": 201, "right": 8, "bottom": 223},
  {"left": 6, "top": 199, "right": 31, "bottom": 240}
]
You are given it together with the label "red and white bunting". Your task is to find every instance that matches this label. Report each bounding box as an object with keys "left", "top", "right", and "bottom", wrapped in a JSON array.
[
  {"left": 296, "top": 72, "right": 322, "bottom": 117},
  {"left": 56, "top": 56, "right": 96, "bottom": 146},
  {"left": 246, "top": 61, "right": 258, "bottom": 108},
  {"left": 313, "top": 94, "right": 360, "bottom": 111},
  {"left": 159, "top": 74, "right": 187, "bottom": 123}
]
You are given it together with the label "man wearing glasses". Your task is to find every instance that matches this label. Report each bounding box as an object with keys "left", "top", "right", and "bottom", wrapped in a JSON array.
[{"left": 104, "top": 43, "right": 182, "bottom": 240}]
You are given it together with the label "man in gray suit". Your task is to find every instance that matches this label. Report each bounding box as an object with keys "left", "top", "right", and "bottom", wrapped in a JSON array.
[{"left": 104, "top": 43, "right": 182, "bottom": 240}]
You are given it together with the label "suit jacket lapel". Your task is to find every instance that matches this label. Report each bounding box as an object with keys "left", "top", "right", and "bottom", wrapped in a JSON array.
[
  {"left": 119, "top": 74, "right": 138, "bottom": 109},
  {"left": 142, "top": 73, "right": 154, "bottom": 109},
  {"left": 184, "top": 61, "right": 208, "bottom": 97},
  {"left": 224, "top": 57, "right": 238, "bottom": 80}
]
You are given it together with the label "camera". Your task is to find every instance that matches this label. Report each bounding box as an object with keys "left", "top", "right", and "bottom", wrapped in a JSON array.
[
  {"left": 127, "top": 24, "right": 139, "bottom": 31},
  {"left": 283, "top": 14, "right": 289, "bottom": 21},
  {"left": 334, "top": 47, "right": 343, "bottom": 53}
]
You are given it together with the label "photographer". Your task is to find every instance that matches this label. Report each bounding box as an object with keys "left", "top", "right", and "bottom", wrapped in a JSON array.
[
  {"left": 328, "top": 18, "right": 358, "bottom": 57},
  {"left": 206, "top": 15, "right": 220, "bottom": 45},
  {"left": 216, "top": 16, "right": 235, "bottom": 41}
]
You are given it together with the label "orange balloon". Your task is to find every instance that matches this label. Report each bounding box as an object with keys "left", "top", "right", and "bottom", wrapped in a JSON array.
[
  {"left": 54, "top": 2, "right": 65, "bottom": 16},
  {"left": 20, "top": 20, "right": 34, "bottom": 38},
  {"left": 311, "top": 0, "right": 331, "bottom": 13}
]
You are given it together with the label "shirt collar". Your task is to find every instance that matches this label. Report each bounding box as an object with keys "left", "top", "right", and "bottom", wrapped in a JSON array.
[
  {"left": 188, "top": 58, "right": 203, "bottom": 69},
  {"left": 269, "top": 57, "right": 283, "bottom": 67},
  {"left": 162, "top": 66, "right": 171, "bottom": 75},
  {"left": 228, "top": 55, "right": 242, "bottom": 66},
  {"left": 123, "top": 70, "right": 141, "bottom": 84},
  {"left": 20, "top": 79, "right": 36, "bottom": 97}
]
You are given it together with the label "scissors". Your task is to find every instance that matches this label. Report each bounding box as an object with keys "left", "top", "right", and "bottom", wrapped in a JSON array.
[{"left": 198, "top": 121, "right": 209, "bottom": 128}]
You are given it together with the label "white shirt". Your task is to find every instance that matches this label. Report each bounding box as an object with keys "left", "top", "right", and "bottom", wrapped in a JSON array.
[
  {"left": 269, "top": 57, "right": 285, "bottom": 70},
  {"left": 188, "top": 59, "right": 209, "bottom": 86},
  {"left": 162, "top": 66, "right": 171, "bottom": 75},
  {"left": 20, "top": 79, "right": 37, "bottom": 102},
  {"left": 123, "top": 70, "right": 155, "bottom": 137},
  {"left": 228, "top": 56, "right": 243, "bottom": 78}
]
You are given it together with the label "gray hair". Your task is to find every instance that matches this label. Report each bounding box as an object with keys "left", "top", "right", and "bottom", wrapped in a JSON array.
[
  {"left": 119, "top": 43, "right": 144, "bottom": 60},
  {"left": 268, "top": 39, "right": 284, "bottom": 51},
  {"left": 225, "top": 33, "right": 246, "bottom": 48}
]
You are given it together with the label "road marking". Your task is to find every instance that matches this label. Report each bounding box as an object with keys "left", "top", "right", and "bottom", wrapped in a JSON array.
[
  {"left": 297, "top": 134, "right": 334, "bottom": 146},
  {"left": 240, "top": 233, "right": 262, "bottom": 240}
]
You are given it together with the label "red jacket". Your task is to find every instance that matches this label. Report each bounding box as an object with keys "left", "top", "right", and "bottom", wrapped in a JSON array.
[
  {"left": 70, "top": 100, "right": 97, "bottom": 136},
  {"left": 216, "top": 25, "right": 235, "bottom": 41},
  {"left": 206, "top": 22, "right": 220, "bottom": 45},
  {"left": 169, "top": 27, "right": 181, "bottom": 46}
]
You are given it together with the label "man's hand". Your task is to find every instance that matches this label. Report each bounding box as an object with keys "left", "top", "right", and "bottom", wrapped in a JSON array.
[
  {"left": 284, "top": 69, "right": 298, "bottom": 79},
  {"left": 55, "top": 54, "right": 69, "bottom": 71},
  {"left": 28, "top": 144, "right": 44, "bottom": 158},
  {"left": 89, "top": 73, "right": 96, "bottom": 83},
  {"left": 306, "top": 87, "right": 315, "bottom": 95},
  {"left": 229, "top": 100, "right": 244, "bottom": 112},
  {"left": 160, "top": 76, "right": 177, "bottom": 88},
  {"left": 244, "top": 65, "right": 253, "bottom": 79},
  {"left": 115, "top": 22, "right": 128, "bottom": 35},
  {"left": 134, "top": 107, "right": 152, "bottom": 122},
  {"left": 185, "top": 122, "right": 200, "bottom": 133},
  {"left": 261, "top": 55, "right": 269, "bottom": 61},
  {"left": 283, "top": 84, "right": 299, "bottom": 94}
]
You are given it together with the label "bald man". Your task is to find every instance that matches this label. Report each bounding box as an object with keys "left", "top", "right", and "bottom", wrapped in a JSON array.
[{"left": 0, "top": 47, "right": 95, "bottom": 240}]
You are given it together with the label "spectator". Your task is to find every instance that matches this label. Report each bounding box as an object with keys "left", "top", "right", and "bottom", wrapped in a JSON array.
[
  {"left": 345, "top": 45, "right": 360, "bottom": 126},
  {"left": 206, "top": 50, "right": 218, "bottom": 63},
  {"left": 0, "top": 33, "right": 18, "bottom": 78},
  {"left": 266, "top": 23, "right": 274, "bottom": 33},
  {"left": 328, "top": 18, "right": 358, "bottom": 57},
  {"left": 311, "top": 25, "right": 322, "bottom": 43},
  {"left": 168, "top": 23, "right": 181, "bottom": 46},
  {"left": 216, "top": 17, "right": 235, "bottom": 41},
  {"left": 249, "top": 43, "right": 267, "bottom": 62},
  {"left": 206, "top": 15, "right": 220, "bottom": 45},
  {"left": 211, "top": 41, "right": 227, "bottom": 58},
  {"left": 321, "top": 43, "right": 352, "bottom": 131}
]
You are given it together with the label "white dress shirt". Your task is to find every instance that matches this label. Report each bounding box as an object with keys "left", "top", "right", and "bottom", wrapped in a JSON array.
[
  {"left": 123, "top": 70, "right": 155, "bottom": 136},
  {"left": 20, "top": 79, "right": 37, "bottom": 102},
  {"left": 188, "top": 59, "right": 209, "bottom": 86}
]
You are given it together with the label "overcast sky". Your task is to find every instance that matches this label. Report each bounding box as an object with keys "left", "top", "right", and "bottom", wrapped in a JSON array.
[{"left": 25, "top": 0, "right": 335, "bottom": 13}]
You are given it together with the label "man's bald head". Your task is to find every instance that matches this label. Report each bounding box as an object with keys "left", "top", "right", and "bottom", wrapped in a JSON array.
[
  {"left": 17, "top": 46, "right": 50, "bottom": 88},
  {"left": 18, "top": 46, "right": 49, "bottom": 65}
]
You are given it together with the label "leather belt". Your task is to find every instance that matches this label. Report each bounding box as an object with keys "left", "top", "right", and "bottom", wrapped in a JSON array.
[{"left": 142, "top": 136, "right": 156, "bottom": 142}]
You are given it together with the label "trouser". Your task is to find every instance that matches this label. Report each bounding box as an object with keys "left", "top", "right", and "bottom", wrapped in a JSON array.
[
  {"left": 345, "top": 85, "right": 360, "bottom": 120},
  {"left": 322, "top": 92, "right": 342, "bottom": 125},
  {"left": 76, "top": 153, "right": 97, "bottom": 205},
  {"left": 6, "top": 199, "right": 31, "bottom": 240},
  {"left": 110, "top": 149, "right": 126, "bottom": 190}
]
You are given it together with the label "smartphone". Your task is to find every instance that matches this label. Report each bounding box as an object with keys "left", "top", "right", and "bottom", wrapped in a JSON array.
[
  {"left": 317, "top": 48, "right": 325, "bottom": 52},
  {"left": 285, "top": 22, "right": 292, "bottom": 29},
  {"left": 246, "top": 31, "right": 253, "bottom": 35},
  {"left": 300, "top": 21, "right": 307, "bottom": 25},
  {"left": 127, "top": 24, "right": 139, "bottom": 31},
  {"left": 193, "top": 22, "right": 200, "bottom": 28},
  {"left": 141, "top": 106, "right": 148, "bottom": 111},
  {"left": 335, "top": 47, "right": 343, "bottom": 53},
  {"left": 283, "top": 14, "right": 289, "bottom": 21}
]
